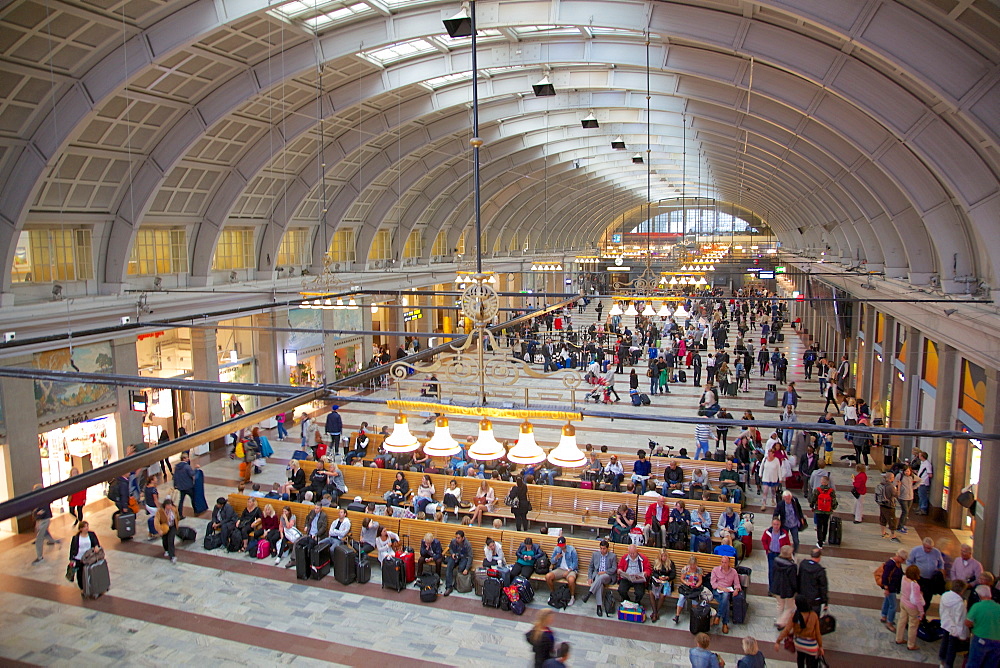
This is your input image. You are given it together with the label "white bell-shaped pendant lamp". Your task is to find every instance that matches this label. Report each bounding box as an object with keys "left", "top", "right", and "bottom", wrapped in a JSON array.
[
  {"left": 468, "top": 418, "right": 506, "bottom": 461},
  {"left": 546, "top": 423, "right": 586, "bottom": 468},
  {"left": 674, "top": 303, "right": 690, "bottom": 319},
  {"left": 423, "top": 416, "right": 461, "bottom": 457},
  {"left": 641, "top": 302, "right": 656, "bottom": 317},
  {"left": 657, "top": 303, "right": 673, "bottom": 317},
  {"left": 608, "top": 302, "right": 624, "bottom": 317},
  {"left": 507, "top": 421, "right": 546, "bottom": 464},
  {"left": 383, "top": 413, "right": 420, "bottom": 452},
  {"left": 624, "top": 303, "right": 639, "bottom": 316}
]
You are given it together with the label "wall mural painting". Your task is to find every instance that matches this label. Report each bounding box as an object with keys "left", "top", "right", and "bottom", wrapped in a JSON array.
[{"left": 33, "top": 343, "right": 115, "bottom": 417}]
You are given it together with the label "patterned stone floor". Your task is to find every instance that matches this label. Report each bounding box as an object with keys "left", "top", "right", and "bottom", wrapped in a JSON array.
[{"left": 0, "top": 304, "right": 966, "bottom": 666}]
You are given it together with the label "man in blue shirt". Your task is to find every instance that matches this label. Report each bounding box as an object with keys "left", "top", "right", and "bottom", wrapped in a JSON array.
[
  {"left": 545, "top": 536, "right": 580, "bottom": 605},
  {"left": 631, "top": 450, "right": 652, "bottom": 493},
  {"left": 907, "top": 537, "right": 946, "bottom": 611},
  {"left": 324, "top": 406, "right": 343, "bottom": 457}
]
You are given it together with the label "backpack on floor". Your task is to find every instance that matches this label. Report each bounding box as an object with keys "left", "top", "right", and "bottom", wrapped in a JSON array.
[
  {"left": 547, "top": 583, "right": 571, "bottom": 610},
  {"left": 504, "top": 584, "right": 526, "bottom": 615},
  {"left": 255, "top": 539, "right": 271, "bottom": 559},
  {"left": 419, "top": 572, "right": 440, "bottom": 603},
  {"left": 226, "top": 531, "right": 243, "bottom": 552}
]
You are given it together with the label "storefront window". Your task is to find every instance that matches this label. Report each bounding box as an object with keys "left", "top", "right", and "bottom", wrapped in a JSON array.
[{"left": 39, "top": 415, "right": 118, "bottom": 511}]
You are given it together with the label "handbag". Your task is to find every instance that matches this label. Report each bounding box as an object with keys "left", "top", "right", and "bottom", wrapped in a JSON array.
[
  {"left": 284, "top": 527, "right": 303, "bottom": 543},
  {"left": 851, "top": 489, "right": 860, "bottom": 499},
  {"left": 956, "top": 489, "right": 975, "bottom": 508},
  {"left": 65, "top": 562, "right": 78, "bottom": 582},
  {"left": 782, "top": 635, "right": 796, "bottom": 654},
  {"left": 82, "top": 546, "right": 105, "bottom": 565},
  {"left": 819, "top": 612, "right": 837, "bottom": 635}
]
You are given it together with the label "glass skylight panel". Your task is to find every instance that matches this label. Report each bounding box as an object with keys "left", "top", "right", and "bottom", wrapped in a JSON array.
[
  {"left": 361, "top": 38, "right": 437, "bottom": 65},
  {"left": 421, "top": 71, "right": 473, "bottom": 90},
  {"left": 511, "top": 25, "right": 579, "bottom": 36},
  {"left": 272, "top": 1, "right": 372, "bottom": 30},
  {"left": 590, "top": 27, "right": 649, "bottom": 37},
  {"left": 438, "top": 29, "right": 503, "bottom": 48}
]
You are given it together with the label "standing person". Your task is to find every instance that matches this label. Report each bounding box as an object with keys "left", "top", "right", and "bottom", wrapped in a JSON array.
[
  {"left": 880, "top": 548, "right": 907, "bottom": 631},
  {"left": 143, "top": 475, "right": 160, "bottom": 540},
  {"left": 774, "top": 595, "right": 824, "bottom": 667},
  {"left": 895, "top": 464, "right": 918, "bottom": 534},
  {"left": 915, "top": 452, "right": 933, "bottom": 515},
  {"left": 761, "top": 517, "right": 791, "bottom": 588},
  {"left": 952, "top": 544, "right": 984, "bottom": 586},
  {"left": 68, "top": 520, "right": 100, "bottom": 591},
  {"left": 694, "top": 423, "right": 712, "bottom": 462},
  {"left": 31, "top": 484, "right": 59, "bottom": 565},
  {"left": 780, "top": 405, "right": 798, "bottom": 452},
  {"left": 850, "top": 464, "right": 867, "bottom": 524},
  {"left": 737, "top": 636, "right": 765, "bottom": 668},
  {"left": 760, "top": 451, "right": 783, "bottom": 510},
  {"left": 939, "top": 579, "right": 970, "bottom": 667},
  {"left": 527, "top": 608, "right": 556, "bottom": 668},
  {"left": 896, "top": 565, "right": 925, "bottom": 650},
  {"left": 325, "top": 405, "right": 343, "bottom": 458},
  {"left": 966, "top": 585, "right": 1000, "bottom": 668},
  {"left": 797, "top": 548, "right": 828, "bottom": 615},
  {"left": 689, "top": 633, "right": 723, "bottom": 668},
  {"left": 155, "top": 498, "right": 179, "bottom": 564},
  {"left": 773, "top": 490, "right": 806, "bottom": 552},
  {"left": 875, "top": 472, "right": 901, "bottom": 541},
  {"left": 510, "top": 476, "right": 532, "bottom": 532},
  {"left": 275, "top": 412, "right": 288, "bottom": 441},
  {"left": 582, "top": 540, "right": 617, "bottom": 616},
  {"left": 907, "top": 538, "right": 946, "bottom": 612},
  {"left": 772, "top": 545, "right": 798, "bottom": 629},
  {"left": 173, "top": 453, "right": 197, "bottom": 520},
  {"left": 67, "top": 468, "right": 87, "bottom": 527},
  {"left": 808, "top": 476, "right": 838, "bottom": 548}
]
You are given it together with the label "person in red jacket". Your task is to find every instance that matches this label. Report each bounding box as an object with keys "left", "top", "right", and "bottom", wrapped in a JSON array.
[
  {"left": 761, "top": 517, "right": 792, "bottom": 590},
  {"left": 617, "top": 543, "right": 652, "bottom": 603},
  {"left": 643, "top": 496, "right": 670, "bottom": 546},
  {"left": 67, "top": 467, "right": 87, "bottom": 527}
]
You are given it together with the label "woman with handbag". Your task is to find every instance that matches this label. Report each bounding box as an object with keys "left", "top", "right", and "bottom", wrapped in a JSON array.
[
  {"left": 851, "top": 464, "right": 868, "bottom": 524},
  {"left": 274, "top": 506, "right": 298, "bottom": 565},
  {"left": 469, "top": 480, "right": 495, "bottom": 527},
  {"left": 775, "top": 594, "right": 824, "bottom": 667},
  {"left": 673, "top": 555, "right": 704, "bottom": 624},
  {"left": 155, "top": 498, "right": 179, "bottom": 564},
  {"left": 610, "top": 503, "right": 636, "bottom": 543},
  {"left": 509, "top": 476, "right": 532, "bottom": 532},
  {"left": 67, "top": 521, "right": 101, "bottom": 591},
  {"left": 895, "top": 565, "right": 924, "bottom": 650},
  {"left": 648, "top": 549, "right": 676, "bottom": 622}
]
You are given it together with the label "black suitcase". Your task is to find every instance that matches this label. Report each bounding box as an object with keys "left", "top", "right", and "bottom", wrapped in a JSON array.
[
  {"left": 690, "top": 602, "right": 712, "bottom": 634},
  {"left": 357, "top": 556, "right": 372, "bottom": 584},
  {"left": 763, "top": 390, "right": 778, "bottom": 407},
  {"left": 116, "top": 512, "right": 136, "bottom": 541},
  {"left": 333, "top": 543, "right": 357, "bottom": 585},
  {"left": 639, "top": 393, "right": 651, "bottom": 405},
  {"left": 828, "top": 516, "right": 843, "bottom": 545},
  {"left": 731, "top": 590, "right": 748, "bottom": 624},
  {"left": 382, "top": 556, "right": 406, "bottom": 592},
  {"left": 177, "top": 526, "right": 196, "bottom": 542},
  {"left": 678, "top": 370, "right": 687, "bottom": 383},
  {"left": 512, "top": 575, "right": 534, "bottom": 603},
  {"left": 295, "top": 538, "right": 313, "bottom": 580},
  {"left": 83, "top": 559, "right": 111, "bottom": 599},
  {"left": 768, "top": 334, "right": 776, "bottom": 343},
  {"left": 482, "top": 575, "right": 504, "bottom": 608},
  {"left": 777, "top": 332, "right": 785, "bottom": 342},
  {"left": 310, "top": 543, "right": 331, "bottom": 580}
]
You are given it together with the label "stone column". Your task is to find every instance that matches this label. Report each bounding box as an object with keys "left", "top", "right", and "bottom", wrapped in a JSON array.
[
  {"left": 190, "top": 327, "right": 224, "bottom": 436},
  {"left": 930, "top": 343, "right": 959, "bottom": 521},
  {"left": 975, "top": 366, "right": 1000, "bottom": 572},
  {"left": 252, "top": 311, "right": 280, "bottom": 386},
  {"left": 899, "top": 326, "right": 922, "bottom": 456},
  {"left": 111, "top": 337, "right": 144, "bottom": 456},
  {"left": 0, "top": 354, "right": 41, "bottom": 532},
  {"left": 858, "top": 305, "right": 877, "bottom": 401}
]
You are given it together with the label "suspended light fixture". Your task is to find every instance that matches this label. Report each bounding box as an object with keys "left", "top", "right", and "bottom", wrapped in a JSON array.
[
  {"left": 532, "top": 74, "right": 556, "bottom": 97},
  {"left": 467, "top": 418, "right": 505, "bottom": 461},
  {"left": 581, "top": 111, "right": 599, "bottom": 129},
  {"left": 546, "top": 423, "right": 586, "bottom": 468},
  {"left": 641, "top": 302, "right": 656, "bottom": 317},
  {"left": 632, "top": 153, "right": 644, "bottom": 164},
  {"left": 423, "top": 416, "right": 460, "bottom": 457},
  {"left": 657, "top": 303, "right": 673, "bottom": 317},
  {"left": 608, "top": 302, "right": 624, "bottom": 316},
  {"left": 668, "top": 276, "right": 678, "bottom": 285},
  {"left": 334, "top": 298, "right": 345, "bottom": 309},
  {"left": 624, "top": 302, "right": 639, "bottom": 316},
  {"left": 674, "top": 304, "right": 690, "bottom": 318},
  {"left": 442, "top": 3, "right": 473, "bottom": 38},
  {"left": 383, "top": 413, "right": 420, "bottom": 452},
  {"left": 611, "top": 136, "right": 626, "bottom": 150},
  {"left": 300, "top": 300, "right": 310, "bottom": 309},
  {"left": 347, "top": 298, "right": 358, "bottom": 309},
  {"left": 370, "top": 303, "right": 379, "bottom": 314},
  {"left": 507, "top": 421, "right": 546, "bottom": 464}
]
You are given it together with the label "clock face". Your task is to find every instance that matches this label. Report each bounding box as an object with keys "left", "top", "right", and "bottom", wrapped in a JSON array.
[
  {"left": 461, "top": 282, "right": 500, "bottom": 323},
  {"left": 507, "top": 272, "right": 516, "bottom": 282},
  {"left": 615, "top": 257, "right": 623, "bottom": 266}
]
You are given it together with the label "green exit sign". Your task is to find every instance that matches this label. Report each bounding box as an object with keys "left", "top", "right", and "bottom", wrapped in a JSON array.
[{"left": 775, "top": 266, "right": 786, "bottom": 273}]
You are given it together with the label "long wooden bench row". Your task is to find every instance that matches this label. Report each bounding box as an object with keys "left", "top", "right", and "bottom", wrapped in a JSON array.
[
  {"left": 227, "top": 494, "right": 723, "bottom": 589},
  {"left": 293, "top": 464, "right": 741, "bottom": 536}
]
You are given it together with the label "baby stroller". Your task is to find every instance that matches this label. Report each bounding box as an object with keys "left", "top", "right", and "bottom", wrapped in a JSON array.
[{"left": 588, "top": 379, "right": 611, "bottom": 404}]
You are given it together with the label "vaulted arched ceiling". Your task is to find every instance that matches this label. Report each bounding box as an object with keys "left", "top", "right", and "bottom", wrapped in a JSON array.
[{"left": 0, "top": 0, "right": 997, "bottom": 297}]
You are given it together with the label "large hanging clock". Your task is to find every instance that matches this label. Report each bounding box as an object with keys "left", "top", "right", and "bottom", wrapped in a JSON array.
[{"left": 461, "top": 282, "right": 500, "bottom": 323}]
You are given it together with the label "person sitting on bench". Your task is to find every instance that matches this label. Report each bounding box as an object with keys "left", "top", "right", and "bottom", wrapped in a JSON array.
[
  {"left": 417, "top": 532, "right": 444, "bottom": 576},
  {"left": 661, "top": 460, "right": 685, "bottom": 495},
  {"left": 344, "top": 426, "right": 370, "bottom": 466},
  {"left": 545, "top": 536, "right": 579, "bottom": 606},
  {"left": 617, "top": 543, "right": 652, "bottom": 603}
]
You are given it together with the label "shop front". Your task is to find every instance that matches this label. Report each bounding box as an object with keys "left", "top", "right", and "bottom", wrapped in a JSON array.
[
  {"left": 38, "top": 414, "right": 118, "bottom": 512},
  {"left": 136, "top": 329, "right": 194, "bottom": 440}
]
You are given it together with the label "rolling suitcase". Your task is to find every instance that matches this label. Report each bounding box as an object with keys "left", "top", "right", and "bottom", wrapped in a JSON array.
[
  {"left": 731, "top": 590, "right": 749, "bottom": 624},
  {"left": 630, "top": 392, "right": 642, "bottom": 407},
  {"left": 294, "top": 538, "right": 313, "bottom": 580},
  {"left": 473, "top": 568, "right": 489, "bottom": 597},
  {"left": 690, "top": 602, "right": 712, "bottom": 634},
  {"left": 333, "top": 543, "right": 357, "bottom": 585},
  {"left": 482, "top": 575, "right": 504, "bottom": 608},
  {"left": 116, "top": 512, "right": 136, "bottom": 541},
  {"left": 356, "top": 554, "right": 372, "bottom": 584},
  {"left": 639, "top": 393, "right": 651, "bottom": 405},
  {"left": 396, "top": 550, "right": 416, "bottom": 583},
  {"left": 827, "top": 516, "right": 843, "bottom": 545},
  {"left": 310, "top": 542, "right": 331, "bottom": 580},
  {"left": 678, "top": 370, "right": 687, "bottom": 383},
  {"left": 382, "top": 555, "right": 406, "bottom": 591},
  {"left": 763, "top": 390, "right": 778, "bottom": 407},
  {"left": 777, "top": 332, "right": 785, "bottom": 342},
  {"left": 82, "top": 559, "right": 111, "bottom": 599}
]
